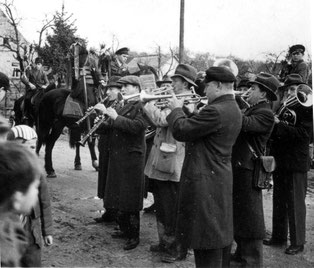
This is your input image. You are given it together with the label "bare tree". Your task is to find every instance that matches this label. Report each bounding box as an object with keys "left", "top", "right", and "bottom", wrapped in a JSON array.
[{"left": 0, "top": 0, "right": 28, "bottom": 72}]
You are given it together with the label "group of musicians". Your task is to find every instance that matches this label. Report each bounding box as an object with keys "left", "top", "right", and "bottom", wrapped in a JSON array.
[{"left": 52, "top": 42, "right": 310, "bottom": 267}]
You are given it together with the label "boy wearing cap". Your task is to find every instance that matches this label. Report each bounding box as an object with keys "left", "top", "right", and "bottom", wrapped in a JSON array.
[
  {"left": 264, "top": 74, "right": 313, "bottom": 255},
  {"left": 232, "top": 73, "right": 280, "bottom": 266},
  {"left": 166, "top": 66, "right": 242, "bottom": 267},
  {"left": 94, "top": 75, "right": 148, "bottom": 250},
  {"left": 283, "top": 44, "right": 310, "bottom": 84},
  {"left": 110, "top": 47, "right": 130, "bottom": 77},
  {"left": 143, "top": 64, "right": 197, "bottom": 261}
]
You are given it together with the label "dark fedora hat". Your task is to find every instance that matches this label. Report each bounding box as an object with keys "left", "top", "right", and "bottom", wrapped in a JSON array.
[
  {"left": 115, "top": 47, "right": 129, "bottom": 55},
  {"left": 278, "top": 74, "right": 306, "bottom": 90},
  {"left": 289, "top": 44, "right": 305, "bottom": 55},
  {"left": 171, "top": 64, "right": 198, "bottom": 87},
  {"left": 248, "top": 73, "right": 280, "bottom": 101},
  {"left": 105, "top": 76, "right": 122, "bottom": 89},
  {"left": 156, "top": 75, "right": 172, "bottom": 87}
]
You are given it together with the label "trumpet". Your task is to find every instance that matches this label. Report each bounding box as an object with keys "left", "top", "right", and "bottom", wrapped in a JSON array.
[
  {"left": 234, "top": 90, "right": 250, "bottom": 109},
  {"left": 74, "top": 96, "right": 109, "bottom": 126},
  {"left": 137, "top": 91, "right": 203, "bottom": 105}
]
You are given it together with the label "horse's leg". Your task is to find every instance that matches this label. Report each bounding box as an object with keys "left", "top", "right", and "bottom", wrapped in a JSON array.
[
  {"left": 87, "top": 136, "right": 99, "bottom": 171},
  {"left": 45, "top": 122, "right": 64, "bottom": 178},
  {"left": 74, "top": 143, "right": 82, "bottom": 170}
]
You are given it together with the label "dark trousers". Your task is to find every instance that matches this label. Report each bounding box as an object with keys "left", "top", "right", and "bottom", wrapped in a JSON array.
[
  {"left": 272, "top": 169, "right": 307, "bottom": 245},
  {"left": 234, "top": 238, "right": 263, "bottom": 267},
  {"left": 194, "top": 245, "right": 232, "bottom": 268},
  {"left": 117, "top": 211, "right": 140, "bottom": 239},
  {"left": 153, "top": 180, "right": 179, "bottom": 250}
]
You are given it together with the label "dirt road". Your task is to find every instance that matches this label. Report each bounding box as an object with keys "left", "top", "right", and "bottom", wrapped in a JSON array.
[{"left": 40, "top": 136, "right": 314, "bottom": 267}]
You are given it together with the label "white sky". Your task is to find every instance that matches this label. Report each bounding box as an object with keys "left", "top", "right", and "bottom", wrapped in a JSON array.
[{"left": 8, "top": 0, "right": 313, "bottom": 60}]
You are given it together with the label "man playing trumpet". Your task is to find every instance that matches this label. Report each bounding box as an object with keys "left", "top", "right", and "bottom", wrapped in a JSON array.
[
  {"left": 143, "top": 64, "right": 198, "bottom": 262},
  {"left": 94, "top": 75, "right": 148, "bottom": 250},
  {"left": 165, "top": 66, "right": 242, "bottom": 267}
]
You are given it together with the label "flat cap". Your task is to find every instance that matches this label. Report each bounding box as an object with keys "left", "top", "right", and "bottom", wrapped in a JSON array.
[
  {"left": 289, "top": 44, "right": 305, "bottom": 54},
  {"left": 115, "top": 47, "right": 129, "bottom": 55},
  {"left": 106, "top": 75, "right": 122, "bottom": 89},
  {"left": 117, "top": 75, "right": 141, "bottom": 87},
  {"left": 204, "top": 67, "right": 236, "bottom": 83}
]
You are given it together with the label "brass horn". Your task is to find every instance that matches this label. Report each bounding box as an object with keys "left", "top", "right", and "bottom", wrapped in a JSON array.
[{"left": 139, "top": 91, "right": 202, "bottom": 105}]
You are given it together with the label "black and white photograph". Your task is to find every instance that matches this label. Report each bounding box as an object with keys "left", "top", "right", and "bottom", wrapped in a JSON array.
[{"left": 0, "top": 0, "right": 313, "bottom": 267}]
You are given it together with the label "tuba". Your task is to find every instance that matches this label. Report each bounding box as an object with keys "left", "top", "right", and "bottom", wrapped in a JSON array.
[{"left": 276, "top": 84, "right": 312, "bottom": 125}]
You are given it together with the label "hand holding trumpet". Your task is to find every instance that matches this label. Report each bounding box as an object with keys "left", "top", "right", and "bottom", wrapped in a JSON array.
[{"left": 167, "top": 91, "right": 185, "bottom": 110}]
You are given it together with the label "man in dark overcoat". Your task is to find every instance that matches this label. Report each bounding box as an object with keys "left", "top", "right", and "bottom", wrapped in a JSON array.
[
  {"left": 232, "top": 73, "right": 280, "bottom": 267},
  {"left": 166, "top": 66, "right": 242, "bottom": 267},
  {"left": 94, "top": 76, "right": 122, "bottom": 224},
  {"left": 264, "top": 75, "right": 313, "bottom": 255},
  {"left": 95, "top": 75, "right": 148, "bottom": 250}
]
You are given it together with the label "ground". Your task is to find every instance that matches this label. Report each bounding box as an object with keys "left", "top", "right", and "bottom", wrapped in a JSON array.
[{"left": 40, "top": 135, "right": 314, "bottom": 268}]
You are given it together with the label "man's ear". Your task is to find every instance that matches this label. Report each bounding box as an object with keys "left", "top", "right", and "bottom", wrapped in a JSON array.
[{"left": 11, "top": 191, "right": 23, "bottom": 211}]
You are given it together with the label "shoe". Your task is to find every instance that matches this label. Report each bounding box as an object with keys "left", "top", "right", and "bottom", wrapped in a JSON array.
[
  {"left": 161, "top": 252, "right": 186, "bottom": 263},
  {"left": 143, "top": 203, "right": 156, "bottom": 213},
  {"left": 111, "top": 231, "right": 127, "bottom": 239},
  {"left": 93, "top": 213, "right": 116, "bottom": 223},
  {"left": 285, "top": 245, "right": 304, "bottom": 255},
  {"left": 150, "top": 244, "right": 166, "bottom": 253},
  {"left": 123, "top": 238, "right": 139, "bottom": 250},
  {"left": 263, "top": 238, "right": 287, "bottom": 246}
]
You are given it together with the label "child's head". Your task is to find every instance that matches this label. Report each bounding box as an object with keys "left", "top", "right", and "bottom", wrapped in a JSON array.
[
  {"left": 0, "top": 142, "right": 42, "bottom": 214},
  {"left": 7, "top": 125, "right": 37, "bottom": 150}
]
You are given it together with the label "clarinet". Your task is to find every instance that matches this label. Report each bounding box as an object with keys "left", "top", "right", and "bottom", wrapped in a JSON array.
[{"left": 78, "top": 95, "right": 122, "bottom": 146}]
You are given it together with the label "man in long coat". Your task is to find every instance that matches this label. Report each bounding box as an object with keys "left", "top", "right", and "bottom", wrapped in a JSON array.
[
  {"left": 232, "top": 73, "right": 279, "bottom": 266},
  {"left": 264, "top": 75, "right": 313, "bottom": 255},
  {"left": 166, "top": 66, "right": 242, "bottom": 267},
  {"left": 95, "top": 75, "right": 148, "bottom": 251},
  {"left": 94, "top": 76, "right": 122, "bottom": 223}
]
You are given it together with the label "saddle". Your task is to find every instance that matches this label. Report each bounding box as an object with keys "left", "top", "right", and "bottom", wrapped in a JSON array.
[{"left": 62, "top": 95, "right": 84, "bottom": 118}]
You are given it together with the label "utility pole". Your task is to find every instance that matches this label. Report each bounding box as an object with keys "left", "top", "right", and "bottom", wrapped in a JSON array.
[{"left": 179, "top": 0, "right": 184, "bottom": 63}]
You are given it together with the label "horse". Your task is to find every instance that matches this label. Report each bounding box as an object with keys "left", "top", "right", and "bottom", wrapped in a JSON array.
[{"left": 36, "top": 44, "right": 101, "bottom": 178}]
